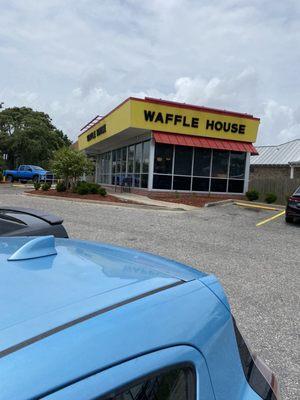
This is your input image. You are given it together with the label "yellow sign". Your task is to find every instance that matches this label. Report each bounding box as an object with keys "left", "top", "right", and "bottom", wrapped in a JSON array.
[
  {"left": 78, "top": 98, "right": 260, "bottom": 150},
  {"left": 130, "top": 99, "right": 259, "bottom": 143}
]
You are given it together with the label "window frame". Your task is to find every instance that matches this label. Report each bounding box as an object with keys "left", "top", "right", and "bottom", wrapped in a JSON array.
[
  {"left": 41, "top": 346, "right": 214, "bottom": 400},
  {"left": 101, "top": 363, "right": 196, "bottom": 400}
]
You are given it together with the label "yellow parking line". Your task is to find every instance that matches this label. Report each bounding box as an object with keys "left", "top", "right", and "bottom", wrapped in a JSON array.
[
  {"left": 235, "top": 202, "right": 279, "bottom": 211},
  {"left": 256, "top": 210, "right": 285, "bottom": 227}
]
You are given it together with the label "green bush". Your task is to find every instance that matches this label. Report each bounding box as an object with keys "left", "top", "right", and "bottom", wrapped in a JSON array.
[
  {"left": 73, "top": 181, "right": 88, "bottom": 194},
  {"left": 33, "top": 181, "right": 41, "bottom": 191},
  {"left": 41, "top": 182, "right": 51, "bottom": 191},
  {"left": 265, "top": 193, "right": 277, "bottom": 204},
  {"left": 0, "top": 171, "right": 3, "bottom": 182},
  {"left": 89, "top": 183, "right": 101, "bottom": 194},
  {"left": 74, "top": 181, "right": 103, "bottom": 195},
  {"left": 56, "top": 181, "right": 67, "bottom": 192},
  {"left": 246, "top": 189, "right": 259, "bottom": 201},
  {"left": 98, "top": 187, "right": 107, "bottom": 196},
  {"left": 77, "top": 185, "right": 89, "bottom": 195}
]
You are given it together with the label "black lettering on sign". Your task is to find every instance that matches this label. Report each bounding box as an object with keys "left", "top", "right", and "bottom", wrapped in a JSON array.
[
  {"left": 206, "top": 120, "right": 215, "bottom": 130},
  {"left": 155, "top": 112, "right": 164, "bottom": 123},
  {"left": 182, "top": 116, "right": 190, "bottom": 127},
  {"left": 223, "top": 122, "right": 231, "bottom": 132},
  {"left": 143, "top": 109, "right": 199, "bottom": 129},
  {"left": 191, "top": 117, "right": 199, "bottom": 128},
  {"left": 231, "top": 123, "right": 238, "bottom": 133},
  {"left": 87, "top": 131, "right": 96, "bottom": 142},
  {"left": 144, "top": 110, "right": 155, "bottom": 122},
  {"left": 174, "top": 114, "right": 182, "bottom": 125},
  {"left": 205, "top": 119, "right": 246, "bottom": 135},
  {"left": 87, "top": 124, "right": 106, "bottom": 142},
  {"left": 239, "top": 125, "right": 245, "bottom": 134},
  {"left": 165, "top": 113, "right": 173, "bottom": 123},
  {"left": 214, "top": 121, "right": 223, "bottom": 131},
  {"left": 97, "top": 124, "right": 106, "bottom": 136}
]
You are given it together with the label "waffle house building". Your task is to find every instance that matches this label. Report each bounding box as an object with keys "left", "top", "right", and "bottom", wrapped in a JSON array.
[{"left": 78, "top": 97, "right": 260, "bottom": 194}]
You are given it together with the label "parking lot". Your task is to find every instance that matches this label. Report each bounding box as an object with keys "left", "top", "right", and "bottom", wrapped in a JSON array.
[{"left": 0, "top": 185, "right": 299, "bottom": 399}]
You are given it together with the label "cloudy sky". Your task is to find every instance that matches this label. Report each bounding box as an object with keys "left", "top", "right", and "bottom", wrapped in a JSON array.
[{"left": 1, "top": 0, "right": 299, "bottom": 144}]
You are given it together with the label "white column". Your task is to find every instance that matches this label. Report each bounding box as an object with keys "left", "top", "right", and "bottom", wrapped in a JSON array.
[
  {"left": 290, "top": 165, "right": 294, "bottom": 179},
  {"left": 148, "top": 138, "right": 155, "bottom": 190},
  {"left": 244, "top": 152, "right": 251, "bottom": 194}
]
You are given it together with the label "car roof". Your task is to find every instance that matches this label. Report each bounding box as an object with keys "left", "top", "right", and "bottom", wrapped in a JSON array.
[{"left": 0, "top": 237, "right": 205, "bottom": 355}]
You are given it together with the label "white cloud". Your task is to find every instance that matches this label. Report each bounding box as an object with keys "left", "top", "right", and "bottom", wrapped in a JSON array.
[{"left": 0, "top": 0, "right": 299, "bottom": 144}]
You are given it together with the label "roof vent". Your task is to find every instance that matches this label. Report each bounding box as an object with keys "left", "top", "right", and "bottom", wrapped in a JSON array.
[{"left": 8, "top": 235, "right": 57, "bottom": 261}]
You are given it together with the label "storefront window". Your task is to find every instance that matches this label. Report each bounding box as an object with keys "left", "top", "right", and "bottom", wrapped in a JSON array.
[
  {"left": 154, "top": 143, "right": 173, "bottom": 174},
  {"left": 228, "top": 179, "right": 244, "bottom": 193},
  {"left": 97, "top": 142, "right": 246, "bottom": 194},
  {"left": 192, "top": 177, "right": 209, "bottom": 191},
  {"left": 128, "top": 145, "right": 134, "bottom": 173},
  {"left": 96, "top": 141, "right": 150, "bottom": 189},
  {"left": 135, "top": 142, "right": 142, "bottom": 174},
  {"left": 193, "top": 148, "right": 211, "bottom": 176},
  {"left": 141, "top": 174, "right": 148, "bottom": 188},
  {"left": 153, "top": 174, "right": 172, "bottom": 189},
  {"left": 174, "top": 146, "right": 193, "bottom": 175},
  {"left": 212, "top": 150, "right": 229, "bottom": 178},
  {"left": 142, "top": 141, "right": 150, "bottom": 173},
  {"left": 112, "top": 150, "right": 116, "bottom": 174},
  {"left": 121, "top": 148, "right": 127, "bottom": 173},
  {"left": 211, "top": 178, "right": 227, "bottom": 192},
  {"left": 173, "top": 176, "right": 191, "bottom": 190},
  {"left": 229, "top": 151, "right": 246, "bottom": 179}
]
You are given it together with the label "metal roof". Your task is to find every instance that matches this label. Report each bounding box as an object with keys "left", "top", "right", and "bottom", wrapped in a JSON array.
[{"left": 250, "top": 139, "right": 300, "bottom": 165}]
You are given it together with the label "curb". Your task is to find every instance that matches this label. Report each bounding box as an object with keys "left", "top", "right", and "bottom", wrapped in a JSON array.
[
  {"left": 204, "top": 199, "right": 234, "bottom": 207},
  {"left": 23, "top": 192, "right": 184, "bottom": 211}
]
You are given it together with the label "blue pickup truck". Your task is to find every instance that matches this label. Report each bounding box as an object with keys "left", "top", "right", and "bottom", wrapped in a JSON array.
[{"left": 3, "top": 165, "right": 54, "bottom": 183}]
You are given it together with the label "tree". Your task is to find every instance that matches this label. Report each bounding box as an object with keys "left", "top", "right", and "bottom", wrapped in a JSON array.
[
  {"left": 51, "top": 147, "right": 94, "bottom": 189},
  {"left": 0, "top": 107, "right": 71, "bottom": 169}
]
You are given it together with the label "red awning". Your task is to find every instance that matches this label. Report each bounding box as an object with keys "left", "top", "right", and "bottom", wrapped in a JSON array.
[{"left": 153, "top": 131, "right": 258, "bottom": 155}]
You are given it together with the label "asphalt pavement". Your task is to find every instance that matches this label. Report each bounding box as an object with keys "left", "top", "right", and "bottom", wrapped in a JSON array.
[{"left": 0, "top": 185, "right": 299, "bottom": 399}]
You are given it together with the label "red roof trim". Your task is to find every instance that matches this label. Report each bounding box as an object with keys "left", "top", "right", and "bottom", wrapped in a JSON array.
[{"left": 153, "top": 131, "right": 258, "bottom": 155}]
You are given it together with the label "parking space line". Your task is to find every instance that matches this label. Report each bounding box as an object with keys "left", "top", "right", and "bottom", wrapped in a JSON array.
[
  {"left": 256, "top": 210, "right": 285, "bottom": 227},
  {"left": 235, "top": 202, "right": 280, "bottom": 211}
]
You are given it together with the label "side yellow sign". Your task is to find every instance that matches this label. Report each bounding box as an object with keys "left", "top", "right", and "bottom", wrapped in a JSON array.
[{"left": 78, "top": 100, "right": 131, "bottom": 151}]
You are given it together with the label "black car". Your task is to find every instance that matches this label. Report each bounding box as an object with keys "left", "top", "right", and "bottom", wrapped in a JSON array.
[
  {"left": 286, "top": 186, "right": 300, "bottom": 223},
  {"left": 0, "top": 207, "right": 68, "bottom": 237}
]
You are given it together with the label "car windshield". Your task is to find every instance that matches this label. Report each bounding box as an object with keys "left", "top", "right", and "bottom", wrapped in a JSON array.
[{"left": 31, "top": 166, "right": 44, "bottom": 171}]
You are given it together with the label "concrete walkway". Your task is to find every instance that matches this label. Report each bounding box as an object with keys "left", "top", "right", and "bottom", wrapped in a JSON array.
[{"left": 110, "top": 191, "right": 199, "bottom": 211}]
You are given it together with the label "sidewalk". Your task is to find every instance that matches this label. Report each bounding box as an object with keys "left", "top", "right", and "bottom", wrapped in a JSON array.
[{"left": 109, "top": 190, "right": 199, "bottom": 211}]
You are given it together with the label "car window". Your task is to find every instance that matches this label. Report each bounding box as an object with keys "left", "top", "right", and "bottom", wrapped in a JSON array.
[
  {"left": 19, "top": 166, "right": 25, "bottom": 171},
  {"left": 25, "top": 166, "right": 32, "bottom": 171},
  {"left": 295, "top": 186, "right": 300, "bottom": 195},
  {"left": 103, "top": 366, "right": 195, "bottom": 400}
]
